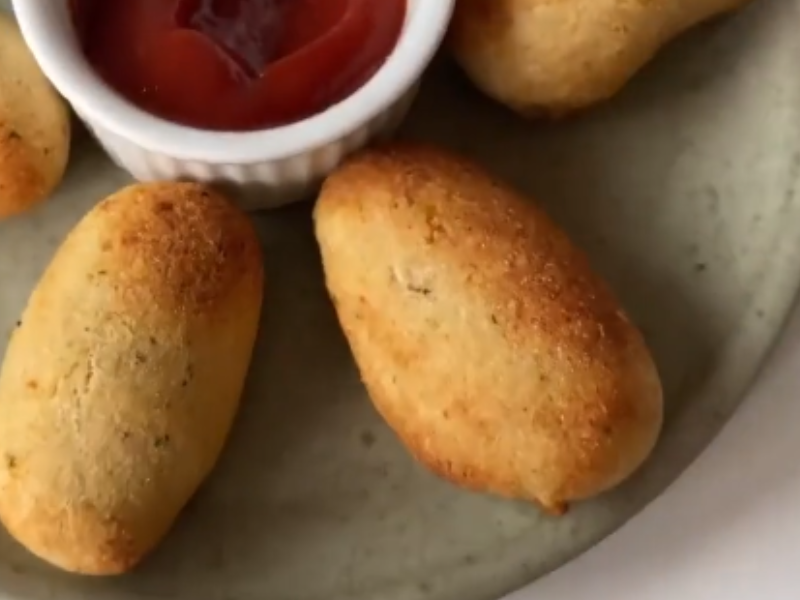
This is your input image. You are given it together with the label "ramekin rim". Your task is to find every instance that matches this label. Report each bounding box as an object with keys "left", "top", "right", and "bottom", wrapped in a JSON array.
[{"left": 10, "top": 0, "right": 454, "bottom": 165}]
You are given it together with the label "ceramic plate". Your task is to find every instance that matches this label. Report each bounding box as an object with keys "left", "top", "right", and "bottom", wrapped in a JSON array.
[{"left": 2, "top": 0, "right": 800, "bottom": 599}]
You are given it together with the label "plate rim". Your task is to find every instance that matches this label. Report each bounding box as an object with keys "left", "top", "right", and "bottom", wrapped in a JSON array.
[{"left": 510, "top": 299, "right": 800, "bottom": 600}]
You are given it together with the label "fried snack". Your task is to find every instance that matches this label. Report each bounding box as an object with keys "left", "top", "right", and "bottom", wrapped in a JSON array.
[
  {"left": 449, "top": 0, "right": 753, "bottom": 116},
  {"left": 314, "top": 144, "right": 663, "bottom": 513},
  {"left": 0, "top": 13, "right": 70, "bottom": 218},
  {"left": 0, "top": 183, "right": 264, "bottom": 574}
]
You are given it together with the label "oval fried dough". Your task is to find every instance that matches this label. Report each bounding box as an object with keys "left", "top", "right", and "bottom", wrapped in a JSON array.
[
  {"left": 0, "top": 183, "right": 264, "bottom": 574},
  {"left": 449, "top": 0, "right": 753, "bottom": 116},
  {"left": 0, "top": 13, "right": 70, "bottom": 218},
  {"left": 314, "top": 144, "right": 663, "bottom": 512}
]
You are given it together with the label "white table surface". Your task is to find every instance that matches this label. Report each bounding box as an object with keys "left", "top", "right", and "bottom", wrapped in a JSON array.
[{"left": 507, "top": 302, "right": 800, "bottom": 599}]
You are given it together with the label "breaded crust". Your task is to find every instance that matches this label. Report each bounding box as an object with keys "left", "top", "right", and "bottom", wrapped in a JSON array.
[
  {"left": 448, "top": 0, "right": 754, "bottom": 117},
  {"left": 314, "top": 144, "right": 663, "bottom": 512},
  {"left": 0, "top": 14, "right": 70, "bottom": 218},
  {"left": 0, "top": 183, "right": 264, "bottom": 574}
]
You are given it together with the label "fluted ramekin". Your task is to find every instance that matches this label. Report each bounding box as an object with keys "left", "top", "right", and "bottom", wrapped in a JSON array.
[{"left": 11, "top": 0, "right": 454, "bottom": 210}]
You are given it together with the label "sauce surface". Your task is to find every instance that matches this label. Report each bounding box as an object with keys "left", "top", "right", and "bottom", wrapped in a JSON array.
[{"left": 71, "top": 0, "right": 406, "bottom": 131}]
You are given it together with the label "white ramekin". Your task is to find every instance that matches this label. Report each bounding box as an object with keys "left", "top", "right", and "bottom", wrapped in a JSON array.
[{"left": 11, "top": 0, "right": 454, "bottom": 210}]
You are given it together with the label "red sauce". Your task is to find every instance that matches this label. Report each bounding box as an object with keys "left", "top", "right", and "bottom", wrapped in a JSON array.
[{"left": 70, "top": 0, "right": 406, "bottom": 131}]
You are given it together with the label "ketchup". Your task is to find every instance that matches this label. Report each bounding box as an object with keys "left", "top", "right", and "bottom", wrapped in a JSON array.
[{"left": 71, "top": 0, "right": 406, "bottom": 131}]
